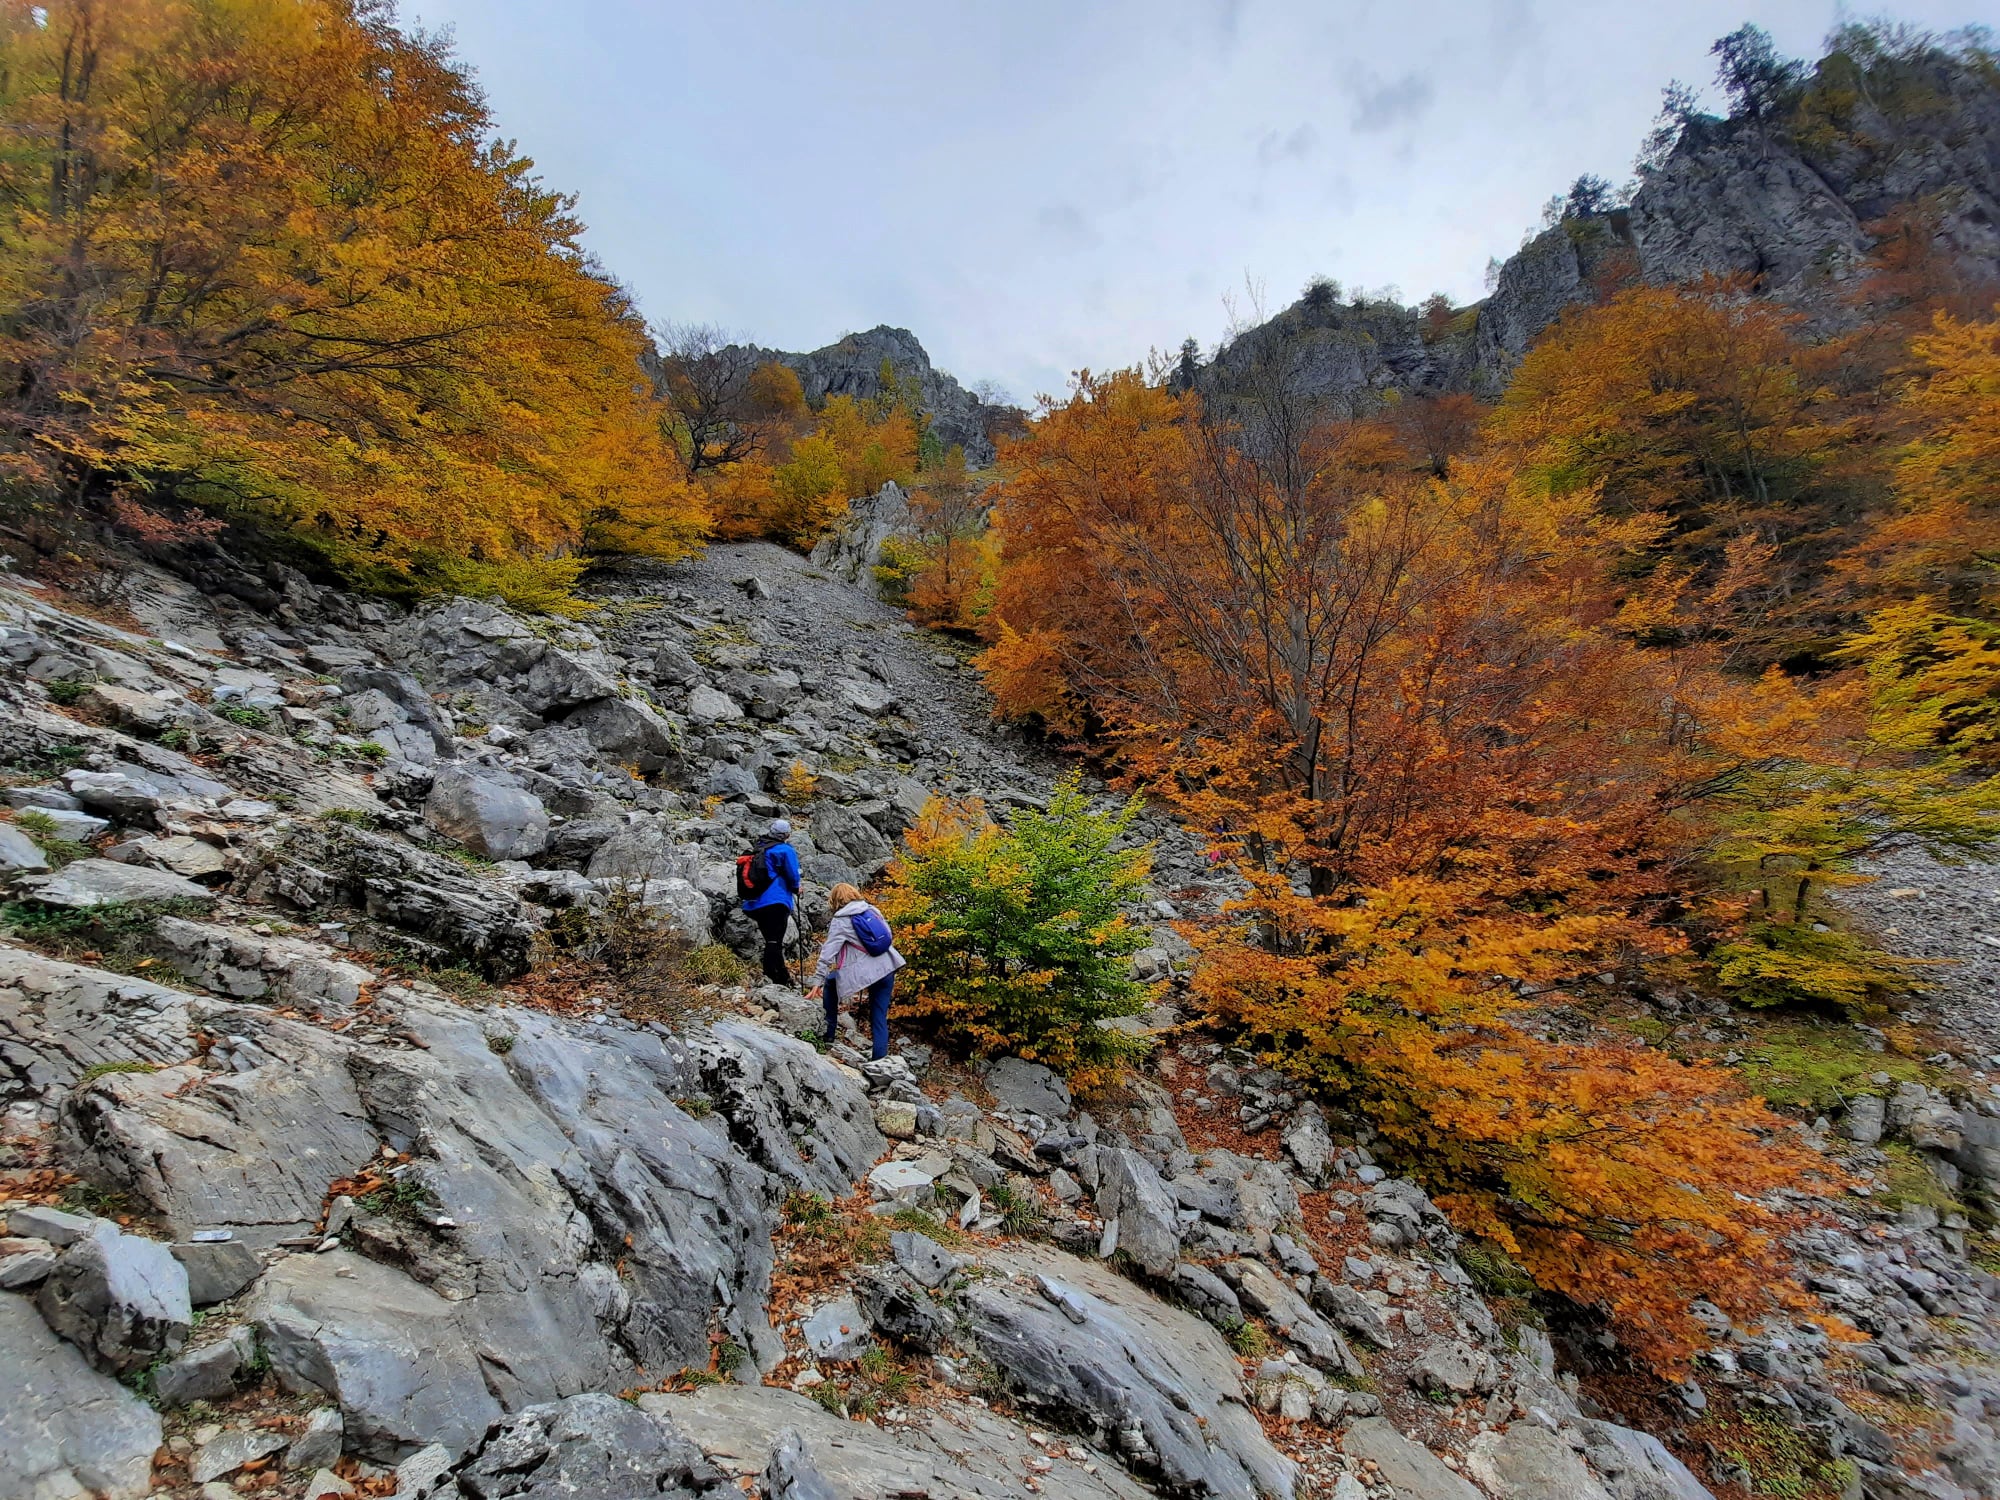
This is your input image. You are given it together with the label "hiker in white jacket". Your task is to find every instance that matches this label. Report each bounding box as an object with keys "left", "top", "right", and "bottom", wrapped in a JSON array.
[{"left": 805, "top": 882, "right": 906, "bottom": 1059}]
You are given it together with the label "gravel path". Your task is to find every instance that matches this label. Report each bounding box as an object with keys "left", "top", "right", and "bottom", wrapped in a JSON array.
[
  {"left": 1830, "top": 845, "right": 2000, "bottom": 1060},
  {"left": 608, "top": 539, "right": 1068, "bottom": 790},
  {"left": 594, "top": 540, "right": 1225, "bottom": 910}
]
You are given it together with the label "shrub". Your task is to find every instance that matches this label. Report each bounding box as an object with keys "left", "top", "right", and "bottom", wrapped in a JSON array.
[
  {"left": 681, "top": 942, "right": 749, "bottom": 988},
  {"left": 12, "top": 809, "right": 92, "bottom": 866},
  {"left": 217, "top": 704, "right": 270, "bottom": 730},
  {"left": 779, "top": 759, "right": 821, "bottom": 807},
  {"left": 878, "top": 771, "right": 1152, "bottom": 1087},
  {"left": 532, "top": 884, "right": 718, "bottom": 1031},
  {"left": 44, "top": 677, "right": 90, "bottom": 705}
]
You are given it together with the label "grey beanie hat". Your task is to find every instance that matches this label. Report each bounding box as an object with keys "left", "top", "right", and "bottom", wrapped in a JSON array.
[{"left": 769, "top": 819, "right": 792, "bottom": 837}]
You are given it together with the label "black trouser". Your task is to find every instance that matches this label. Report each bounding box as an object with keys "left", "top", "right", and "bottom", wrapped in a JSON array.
[{"left": 749, "top": 903, "right": 793, "bottom": 986}]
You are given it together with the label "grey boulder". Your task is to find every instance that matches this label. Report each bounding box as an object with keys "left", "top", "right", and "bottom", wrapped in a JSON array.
[
  {"left": 1310, "top": 1276, "right": 1393, "bottom": 1347},
  {"left": 9, "top": 1205, "right": 98, "bottom": 1246},
  {"left": 0, "top": 1291, "right": 163, "bottom": 1500},
  {"left": 985, "top": 1056, "right": 1073, "bottom": 1120},
  {"left": 1093, "top": 1145, "right": 1181, "bottom": 1276},
  {"left": 453, "top": 1392, "right": 725, "bottom": 1499},
  {"left": 1406, "top": 1338, "right": 1501, "bottom": 1396},
  {"left": 153, "top": 1324, "right": 256, "bottom": 1406},
  {"left": 21, "top": 856, "right": 218, "bottom": 909},
  {"left": 1467, "top": 1423, "right": 1613, "bottom": 1500},
  {"left": 1579, "top": 1420, "right": 1716, "bottom": 1500},
  {"left": 249, "top": 1251, "right": 503, "bottom": 1461},
  {"left": 288, "top": 1407, "right": 346, "bottom": 1471},
  {"left": 644, "top": 1378, "right": 1154, "bottom": 1500},
  {"left": 0, "top": 820, "right": 50, "bottom": 873},
  {"left": 562, "top": 695, "right": 683, "bottom": 775},
  {"left": 854, "top": 1265, "right": 952, "bottom": 1351},
  {"left": 806, "top": 801, "right": 893, "bottom": 877},
  {"left": 1224, "top": 1258, "right": 1361, "bottom": 1377},
  {"left": 237, "top": 822, "right": 536, "bottom": 976},
  {"left": 36, "top": 1218, "right": 191, "bottom": 1375},
  {"left": 424, "top": 766, "right": 549, "bottom": 861},
  {"left": 1281, "top": 1104, "right": 1336, "bottom": 1184},
  {"left": 0, "top": 946, "right": 201, "bottom": 1107},
  {"left": 1342, "top": 1417, "right": 1483, "bottom": 1500},
  {"left": 890, "top": 1229, "right": 964, "bottom": 1289},
  {"left": 958, "top": 1244, "right": 1295, "bottom": 1500},
  {"left": 802, "top": 1295, "right": 872, "bottom": 1361},
  {"left": 190, "top": 1425, "right": 288, "bottom": 1483}
]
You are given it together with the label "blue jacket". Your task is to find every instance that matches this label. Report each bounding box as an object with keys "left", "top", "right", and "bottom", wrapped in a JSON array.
[{"left": 741, "top": 840, "right": 801, "bottom": 912}]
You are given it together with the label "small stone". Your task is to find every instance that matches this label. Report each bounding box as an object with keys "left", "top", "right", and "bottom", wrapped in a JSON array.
[
  {"left": 874, "top": 1099, "right": 919, "bottom": 1140},
  {"left": 324, "top": 1196, "right": 355, "bottom": 1238},
  {"left": 0, "top": 821, "right": 50, "bottom": 873},
  {"left": 190, "top": 1426, "right": 287, "bottom": 1483},
  {"left": 889, "top": 1231, "right": 964, "bottom": 1290},
  {"left": 1035, "top": 1274, "right": 1091, "bottom": 1326},
  {"left": 303, "top": 1468, "right": 355, "bottom": 1500},
  {"left": 9, "top": 1206, "right": 94, "bottom": 1246},
  {"left": 802, "top": 1296, "right": 872, "bottom": 1361},
  {"left": 287, "top": 1407, "right": 344, "bottom": 1471},
  {"left": 154, "top": 1327, "right": 253, "bottom": 1407},
  {"left": 171, "top": 1239, "right": 263, "bottom": 1306},
  {"left": 867, "top": 1156, "right": 944, "bottom": 1207},
  {"left": 0, "top": 1236, "right": 58, "bottom": 1289}
]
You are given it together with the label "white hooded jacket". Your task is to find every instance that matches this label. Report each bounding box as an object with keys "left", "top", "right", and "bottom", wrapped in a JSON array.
[{"left": 811, "top": 900, "right": 907, "bottom": 1000}]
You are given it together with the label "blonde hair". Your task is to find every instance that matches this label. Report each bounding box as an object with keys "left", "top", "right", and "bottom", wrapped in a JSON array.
[{"left": 828, "top": 882, "right": 864, "bottom": 908}]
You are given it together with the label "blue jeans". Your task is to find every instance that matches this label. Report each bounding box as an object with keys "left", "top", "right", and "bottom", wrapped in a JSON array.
[{"left": 827, "top": 973, "right": 894, "bottom": 1060}]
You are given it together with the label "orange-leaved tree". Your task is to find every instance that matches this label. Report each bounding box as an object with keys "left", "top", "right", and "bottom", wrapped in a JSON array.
[
  {"left": 980, "top": 365, "right": 1842, "bottom": 1371},
  {"left": 0, "top": 0, "right": 702, "bottom": 605}
]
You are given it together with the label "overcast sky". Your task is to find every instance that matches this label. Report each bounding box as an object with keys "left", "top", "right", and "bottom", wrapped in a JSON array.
[{"left": 406, "top": 0, "right": 1984, "bottom": 404}]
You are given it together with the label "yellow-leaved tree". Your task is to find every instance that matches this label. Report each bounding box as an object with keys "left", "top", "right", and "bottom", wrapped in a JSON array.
[{"left": 0, "top": 0, "right": 703, "bottom": 605}]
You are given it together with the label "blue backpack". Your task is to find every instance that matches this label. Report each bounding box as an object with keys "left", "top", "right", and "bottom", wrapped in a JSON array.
[{"left": 849, "top": 905, "right": 893, "bottom": 957}]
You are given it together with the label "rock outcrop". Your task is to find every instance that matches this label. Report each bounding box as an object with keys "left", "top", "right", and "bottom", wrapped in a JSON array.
[
  {"left": 1198, "top": 45, "right": 2000, "bottom": 414},
  {"left": 743, "top": 325, "right": 1011, "bottom": 467},
  {"left": 0, "top": 1291, "right": 164, "bottom": 1500}
]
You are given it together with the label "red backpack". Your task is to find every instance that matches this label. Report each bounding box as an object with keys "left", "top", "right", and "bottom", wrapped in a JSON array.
[{"left": 735, "top": 842, "right": 777, "bottom": 900}]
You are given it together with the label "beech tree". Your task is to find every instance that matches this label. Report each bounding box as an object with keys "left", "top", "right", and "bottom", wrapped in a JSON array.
[
  {"left": 977, "top": 364, "right": 1846, "bottom": 1371},
  {"left": 0, "top": 0, "right": 701, "bottom": 604}
]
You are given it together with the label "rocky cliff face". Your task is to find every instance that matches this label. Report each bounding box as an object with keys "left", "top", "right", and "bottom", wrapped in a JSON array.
[
  {"left": 1, "top": 541, "right": 1996, "bottom": 1500},
  {"left": 1202, "top": 49, "right": 2000, "bottom": 411},
  {"left": 744, "top": 325, "right": 1011, "bottom": 467},
  {"left": 1632, "top": 61, "right": 2000, "bottom": 301}
]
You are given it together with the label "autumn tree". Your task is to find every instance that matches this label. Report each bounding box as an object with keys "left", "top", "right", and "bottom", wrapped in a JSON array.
[
  {"left": 898, "top": 444, "right": 992, "bottom": 631},
  {"left": 653, "top": 324, "right": 802, "bottom": 476},
  {"left": 978, "top": 363, "right": 1848, "bottom": 1371},
  {"left": 0, "top": 0, "right": 701, "bottom": 606},
  {"left": 1392, "top": 392, "right": 1484, "bottom": 477},
  {"left": 1833, "top": 307, "right": 2000, "bottom": 611}
]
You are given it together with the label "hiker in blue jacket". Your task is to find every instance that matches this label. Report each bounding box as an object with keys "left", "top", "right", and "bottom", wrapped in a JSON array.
[
  {"left": 806, "top": 881, "right": 905, "bottom": 1060},
  {"left": 738, "top": 819, "right": 802, "bottom": 986}
]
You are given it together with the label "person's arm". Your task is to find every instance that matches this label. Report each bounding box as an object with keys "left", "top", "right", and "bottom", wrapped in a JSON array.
[
  {"left": 809, "top": 917, "right": 849, "bottom": 987},
  {"left": 778, "top": 845, "right": 801, "bottom": 895}
]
